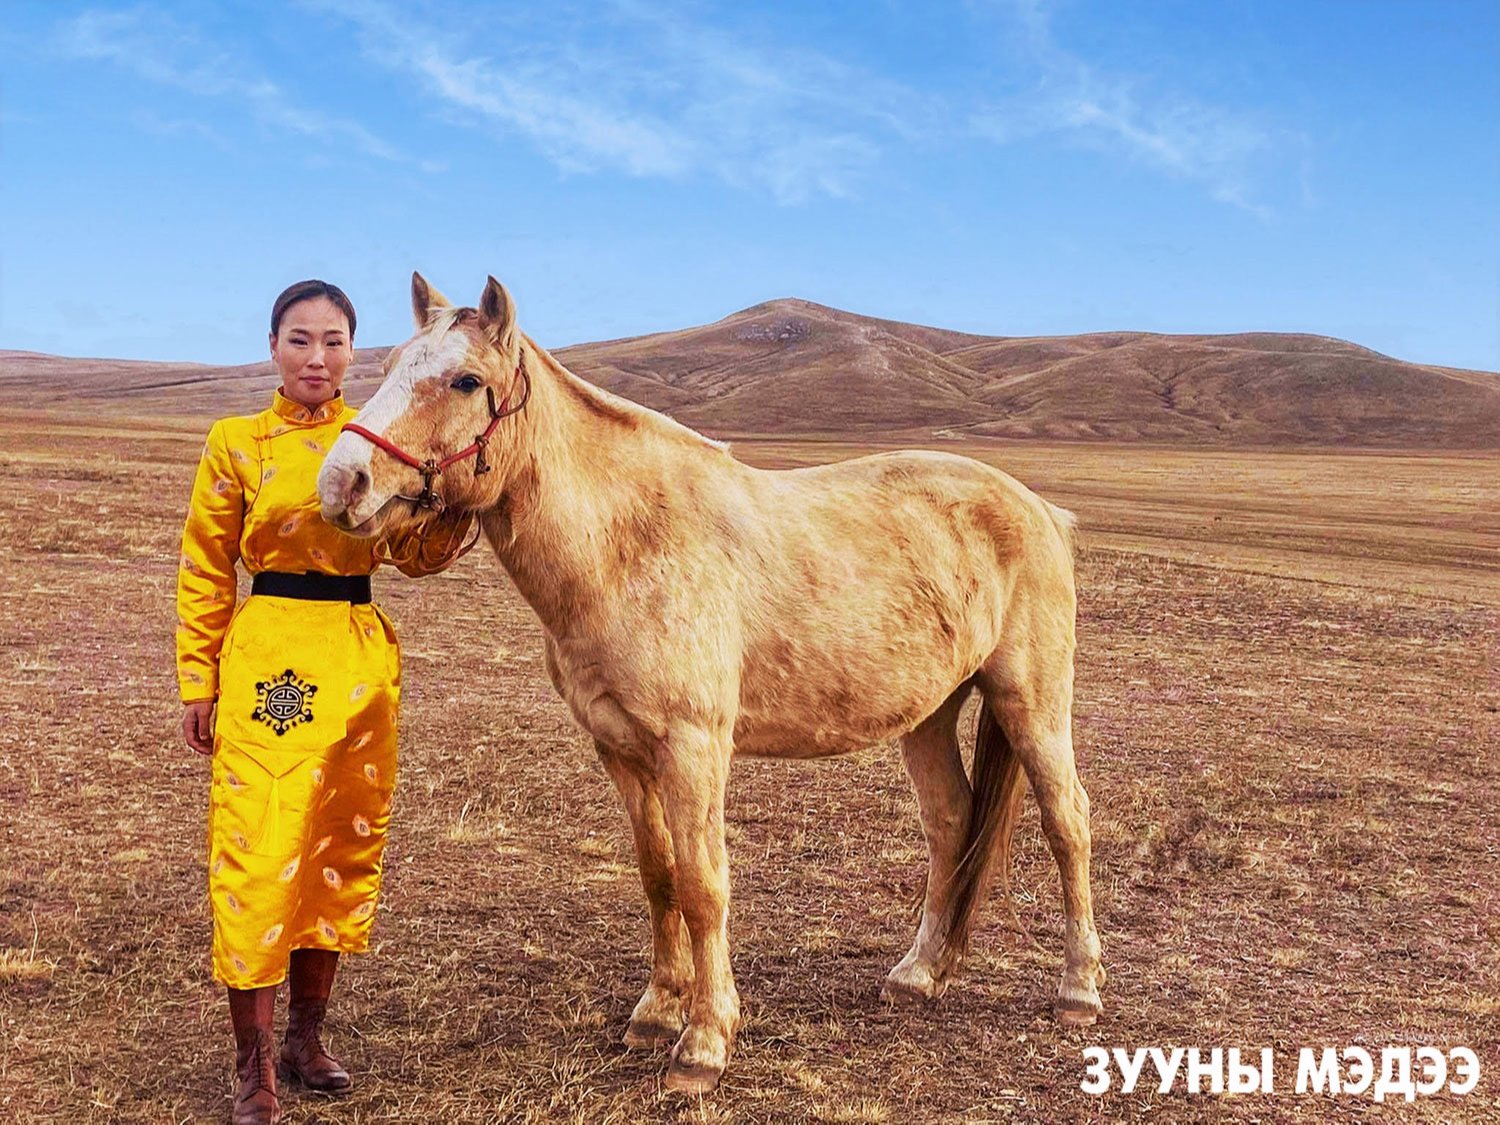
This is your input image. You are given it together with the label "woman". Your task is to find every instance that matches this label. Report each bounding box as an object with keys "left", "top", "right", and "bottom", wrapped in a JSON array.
[{"left": 177, "top": 280, "right": 456, "bottom": 1124}]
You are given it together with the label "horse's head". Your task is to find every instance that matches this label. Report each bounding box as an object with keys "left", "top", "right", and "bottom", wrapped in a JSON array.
[{"left": 318, "top": 272, "right": 527, "bottom": 539}]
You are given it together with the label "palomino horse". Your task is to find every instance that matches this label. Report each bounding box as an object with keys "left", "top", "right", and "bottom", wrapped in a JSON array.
[{"left": 317, "top": 274, "right": 1104, "bottom": 1093}]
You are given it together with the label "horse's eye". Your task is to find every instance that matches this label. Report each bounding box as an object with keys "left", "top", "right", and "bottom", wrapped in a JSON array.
[{"left": 450, "top": 373, "right": 483, "bottom": 394}]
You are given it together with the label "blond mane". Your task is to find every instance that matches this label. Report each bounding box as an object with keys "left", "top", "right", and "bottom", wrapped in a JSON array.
[{"left": 522, "top": 333, "right": 730, "bottom": 456}]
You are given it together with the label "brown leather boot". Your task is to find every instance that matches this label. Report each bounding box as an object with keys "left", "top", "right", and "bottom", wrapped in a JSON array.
[
  {"left": 279, "top": 949, "right": 352, "bottom": 1093},
  {"left": 229, "top": 988, "right": 281, "bottom": 1125}
]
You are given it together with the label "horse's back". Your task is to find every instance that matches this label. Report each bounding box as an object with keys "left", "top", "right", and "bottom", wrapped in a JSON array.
[
  {"left": 775, "top": 448, "right": 1039, "bottom": 508},
  {"left": 756, "top": 448, "right": 1069, "bottom": 570}
]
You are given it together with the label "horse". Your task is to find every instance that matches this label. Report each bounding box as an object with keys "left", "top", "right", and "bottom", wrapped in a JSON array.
[{"left": 316, "top": 273, "right": 1105, "bottom": 1094}]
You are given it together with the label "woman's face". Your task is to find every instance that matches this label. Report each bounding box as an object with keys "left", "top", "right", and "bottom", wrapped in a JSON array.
[{"left": 270, "top": 296, "right": 352, "bottom": 407}]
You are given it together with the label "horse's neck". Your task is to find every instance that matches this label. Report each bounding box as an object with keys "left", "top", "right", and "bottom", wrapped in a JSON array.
[{"left": 481, "top": 342, "right": 665, "bottom": 636}]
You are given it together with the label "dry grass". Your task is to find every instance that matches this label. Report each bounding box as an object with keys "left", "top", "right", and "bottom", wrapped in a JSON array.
[
  {"left": 0, "top": 951, "right": 57, "bottom": 984},
  {"left": 0, "top": 416, "right": 1496, "bottom": 1122}
]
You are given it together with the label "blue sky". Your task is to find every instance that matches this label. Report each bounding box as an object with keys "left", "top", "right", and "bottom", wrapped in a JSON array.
[{"left": 2, "top": 0, "right": 1496, "bottom": 369}]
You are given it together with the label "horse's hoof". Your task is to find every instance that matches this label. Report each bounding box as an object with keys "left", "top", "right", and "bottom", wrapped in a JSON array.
[
  {"left": 666, "top": 1026, "right": 730, "bottom": 1095},
  {"left": 1055, "top": 997, "right": 1101, "bottom": 1027},
  {"left": 665, "top": 1058, "right": 723, "bottom": 1095},
  {"left": 882, "top": 959, "right": 945, "bottom": 1006},
  {"left": 881, "top": 978, "right": 938, "bottom": 1007},
  {"left": 623, "top": 1018, "right": 681, "bottom": 1049},
  {"left": 626, "top": 985, "right": 687, "bottom": 1049}
]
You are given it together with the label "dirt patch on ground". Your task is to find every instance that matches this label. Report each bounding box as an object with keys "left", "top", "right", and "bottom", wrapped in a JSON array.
[{"left": 0, "top": 418, "right": 1495, "bottom": 1122}]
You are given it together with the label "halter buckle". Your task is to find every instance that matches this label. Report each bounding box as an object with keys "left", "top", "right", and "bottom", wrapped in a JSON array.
[{"left": 417, "top": 459, "right": 445, "bottom": 513}]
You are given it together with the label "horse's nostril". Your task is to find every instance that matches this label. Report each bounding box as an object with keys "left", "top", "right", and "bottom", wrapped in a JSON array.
[{"left": 349, "top": 468, "right": 370, "bottom": 506}]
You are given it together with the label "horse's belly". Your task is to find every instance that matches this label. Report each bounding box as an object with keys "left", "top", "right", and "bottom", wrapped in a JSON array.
[
  {"left": 731, "top": 722, "right": 874, "bottom": 759},
  {"left": 731, "top": 587, "right": 984, "bottom": 758},
  {"left": 732, "top": 674, "right": 956, "bottom": 759}
]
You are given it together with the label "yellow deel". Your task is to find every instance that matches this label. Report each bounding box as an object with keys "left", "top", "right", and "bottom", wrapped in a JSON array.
[{"left": 177, "top": 389, "right": 403, "bottom": 989}]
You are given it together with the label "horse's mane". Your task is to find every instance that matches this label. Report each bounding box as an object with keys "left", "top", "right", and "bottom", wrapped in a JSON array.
[
  {"left": 522, "top": 332, "right": 730, "bottom": 456},
  {"left": 417, "top": 310, "right": 729, "bottom": 457}
]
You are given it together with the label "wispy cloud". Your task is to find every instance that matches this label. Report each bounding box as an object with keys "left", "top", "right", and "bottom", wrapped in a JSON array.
[
  {"left": 54, "top": 1, "right": 1294, "bottom": 213},
  {"left": 129, "top": 109, "right": 234, "bottom": 151},
  {"left": 58, "top": 7, "right": 403, "bottom": 163},
  {"left": 971, "top": 0, "right": 1285, "bottom": 215},
  {"left": 309, "top": 0, "right": 929, "bottom": 203}
]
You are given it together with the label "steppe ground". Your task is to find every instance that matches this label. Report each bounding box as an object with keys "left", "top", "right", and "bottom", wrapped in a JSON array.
[{"left": 0, "top": 414, "right": 1495, "bottom": 1123}]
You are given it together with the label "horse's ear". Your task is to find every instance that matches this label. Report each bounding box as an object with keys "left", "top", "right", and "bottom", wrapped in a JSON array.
[
  {"left": 411, "top": 271, "right": 452, "bottom": 329},
  {"left": 478, "top": 275, "right": 517, "bottom": 350}
]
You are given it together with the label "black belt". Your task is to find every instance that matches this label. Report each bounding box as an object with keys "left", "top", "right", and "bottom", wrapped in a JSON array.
[{"left": 251, "top": 571, "right": 372, "bottom": 604}]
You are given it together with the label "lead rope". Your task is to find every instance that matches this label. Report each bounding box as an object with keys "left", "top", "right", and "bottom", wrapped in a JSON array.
[{"left": 372, "top": 510, "right": 484, "bottom": 576}]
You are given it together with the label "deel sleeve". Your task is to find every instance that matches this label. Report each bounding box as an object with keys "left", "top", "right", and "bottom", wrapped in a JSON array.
[{"left": 175, "top": 421, "right": 244, "bottom": 702}]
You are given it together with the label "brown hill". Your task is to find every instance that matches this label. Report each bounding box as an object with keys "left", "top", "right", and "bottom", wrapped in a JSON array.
[
  {"left": 562, "top": 301, "right": 1499, "bottom": 445},
  {"left": 558, "top": 299, "right": 997, "bottom": 433},
  {"left": 0, "top": 347, "right": 391, "bottom": 419},
  {"left": 2, "top": 300, "right": 1495, "bottom": 446}
]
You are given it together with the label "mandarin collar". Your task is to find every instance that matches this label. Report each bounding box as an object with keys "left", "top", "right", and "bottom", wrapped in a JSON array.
[{"left": 272, "top": 388, "right": 347, "bottom": 425}]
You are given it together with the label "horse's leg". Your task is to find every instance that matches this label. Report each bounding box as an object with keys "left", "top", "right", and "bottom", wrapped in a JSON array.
[
  {"left": 980, "top": 643, "right": 1105, "bottom": 1026},
  {"left": 596, "top": 745, "right": 695, "bottom": 1048},
  {"left": 883, "top": 685, "right": 973, "bottom": 1004},
  {"left": 654, "top": 724, "right": 740, "bottom": 1094}
]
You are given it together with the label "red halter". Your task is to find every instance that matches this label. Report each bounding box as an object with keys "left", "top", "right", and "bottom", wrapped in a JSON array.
[{"left": 340, "top": 360, "right": 531, "bottom": 513}]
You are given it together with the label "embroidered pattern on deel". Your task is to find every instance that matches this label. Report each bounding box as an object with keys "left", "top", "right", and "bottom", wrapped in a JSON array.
[{"left": 251, "top": 669, "right": 318, "bottom": 736}]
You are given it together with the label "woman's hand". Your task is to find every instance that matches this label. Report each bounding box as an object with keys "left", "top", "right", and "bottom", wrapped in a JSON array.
[{"left": 183, "top": 701, "right": 216, "bottom": 756}]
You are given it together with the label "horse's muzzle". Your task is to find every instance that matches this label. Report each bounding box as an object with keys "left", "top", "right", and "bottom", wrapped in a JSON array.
[{"left": 317, "top": 459, "right": 384, "bottom": 535}]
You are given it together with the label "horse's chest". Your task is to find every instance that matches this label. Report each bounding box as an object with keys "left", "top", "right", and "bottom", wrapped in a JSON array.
[{"left": 543, "top": 635, "right": 661, "bottom": 754}]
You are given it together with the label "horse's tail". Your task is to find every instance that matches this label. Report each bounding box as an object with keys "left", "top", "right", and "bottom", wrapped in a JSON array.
[
  {"left": 1043, "top": 501, "right": 1079, "bottom": 561},
  {"left": 933, "top": 702, "right": 1033, "bottom": 977}
]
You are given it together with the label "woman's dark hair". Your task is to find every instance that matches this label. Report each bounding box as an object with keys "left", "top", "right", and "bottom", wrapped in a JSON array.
[{"left": 270, "top": 279, "right": 357, "bottom": 338}]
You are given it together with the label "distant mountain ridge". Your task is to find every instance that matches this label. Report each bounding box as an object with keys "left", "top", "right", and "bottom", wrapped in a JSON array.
[{"left": 2, "top": 299, "right": 1496, "bottom": 447}]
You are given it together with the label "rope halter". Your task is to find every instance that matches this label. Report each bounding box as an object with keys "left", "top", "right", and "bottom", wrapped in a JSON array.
[{"left": 339, "top": 359, "right": 530, "bottom": 514}]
